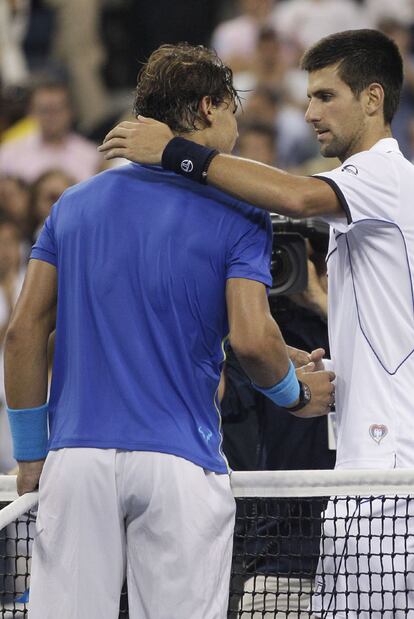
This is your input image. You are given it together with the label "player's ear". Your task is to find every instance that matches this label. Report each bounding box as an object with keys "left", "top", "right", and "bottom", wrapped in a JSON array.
[
  {"left": 199, "top": 96, "right": 214, "bottom": 127},
  {"left": 364, "top": 83, "right": 384, "bottom": 118}
]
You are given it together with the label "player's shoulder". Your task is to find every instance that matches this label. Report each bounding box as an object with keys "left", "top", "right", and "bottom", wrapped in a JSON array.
[
  {"left": 345, "top": 138, "right": 406, "bottom": 175},
  {"left": 321, "top": 139, "right": 405, "bottom": 190},
  {"left": 57, "top": 165, "right": 129, "bottom": 199}
]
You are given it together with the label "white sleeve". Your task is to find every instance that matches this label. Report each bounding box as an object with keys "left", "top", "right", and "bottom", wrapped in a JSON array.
[{"left": 313, "top": 150, "right": 399, "bottom": 233}]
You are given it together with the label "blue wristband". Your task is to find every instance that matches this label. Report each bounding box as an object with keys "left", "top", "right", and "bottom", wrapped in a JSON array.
[
  {"left": 7, "top": 403, "right": 48, "bottom": 461},
  {"left": 252, "top": 360, "right": 300, "bottom": 407}
]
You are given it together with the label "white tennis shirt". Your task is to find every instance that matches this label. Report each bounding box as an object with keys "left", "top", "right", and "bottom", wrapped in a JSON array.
[{"left": 316, "top": 138, "right": 414, "bottom": 469}]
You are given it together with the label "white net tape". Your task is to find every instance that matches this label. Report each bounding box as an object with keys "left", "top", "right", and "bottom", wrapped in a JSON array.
[{"left": 1, "top": 468, "right": 414, "bottom": 529}]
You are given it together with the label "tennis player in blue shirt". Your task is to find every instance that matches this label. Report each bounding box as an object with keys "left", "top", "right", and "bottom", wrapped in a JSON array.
[{"left": 4, "top": 44, "right": 334, "bottom": 619}]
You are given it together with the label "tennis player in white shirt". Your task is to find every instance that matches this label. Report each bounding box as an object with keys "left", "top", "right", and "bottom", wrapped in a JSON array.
[{"left": 99, "top": 28, "right": 414, "bottom": 618}]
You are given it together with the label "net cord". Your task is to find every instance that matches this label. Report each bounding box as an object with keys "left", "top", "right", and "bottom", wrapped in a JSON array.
[
  {"left": 1, "top": 468, "right": 414, "bottom": 530},
  {"left": 230, "top": 468, "right": 414, "bottom": 497},
  {"left": 0, "top": 490, "right": 38, "bottom": 529}
]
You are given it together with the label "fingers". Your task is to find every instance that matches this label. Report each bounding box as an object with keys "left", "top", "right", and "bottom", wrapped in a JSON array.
[
  {"left": 310, "top": 347, "right": 325, "bottom": 361},
  {"left": 100, "top": 148, "right": 127, "bottom": 161},
  {"left": 98, "top": 137, "right": 126, "bottom": 153},
  {"left": 101, "top": 124, "right": 132, "bottom": 144},
  {"left": 137, "top": 115, "right": 166, "bottom": 126},
  {"left": 300, "top": 361, "right": 315, "bottom": 373}
]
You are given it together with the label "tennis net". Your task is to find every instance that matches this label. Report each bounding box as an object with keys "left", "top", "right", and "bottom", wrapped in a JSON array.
[{"left": 1, "top": 469, "right": 414, "bottom": 618}]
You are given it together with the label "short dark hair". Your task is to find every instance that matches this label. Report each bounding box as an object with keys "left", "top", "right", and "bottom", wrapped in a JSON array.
[
  {"left": 133, "top": 43, "right": 240, "bottom": 133},
  {"left": 300, "top": 29, "right": 403, "bottom": 124}
]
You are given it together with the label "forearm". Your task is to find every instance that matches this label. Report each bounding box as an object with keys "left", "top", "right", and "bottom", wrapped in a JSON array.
[
  {"left": 4, "top": 323, "right": 50, "bottom": 408},
  {"left": 206, "top": 154, "right": 329, "bottom": 217},
  {"left": 231, "top": 320, "right": 290, "bottom": 388}
]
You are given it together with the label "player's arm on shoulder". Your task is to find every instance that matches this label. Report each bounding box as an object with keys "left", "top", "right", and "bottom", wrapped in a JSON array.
[
  {"left": 5, "top": 259, "right": 57, "bottom": 495},
  {"left": 98, "top": 119, "right": 343, "bottom": 219},
  {"left": 207, "top": 155, "right": 342, "bottom": 219}
]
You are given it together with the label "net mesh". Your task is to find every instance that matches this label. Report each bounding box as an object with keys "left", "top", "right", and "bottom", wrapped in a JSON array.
[{"left": 1, "top": 471, "right": 413, "bottom": 618}]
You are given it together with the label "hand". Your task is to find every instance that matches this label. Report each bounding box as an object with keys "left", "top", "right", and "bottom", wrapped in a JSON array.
[
  {"left": 16, "top": 460, "right": 45, "bottom": 496},
  {"left": 288, "top": 345, "right": 311, "bottom": 368},
  {"left": 98, "top": 117, "right": 174, "bottom": 164},
  {"left": 309, "top": 347, "right": 325, "bottom": 371},
  {"left": 290, "top": 364, "right": 335, "bottom": 418},
  {"left": 288, "top": 345, "right": 325, "bottom": 369}
]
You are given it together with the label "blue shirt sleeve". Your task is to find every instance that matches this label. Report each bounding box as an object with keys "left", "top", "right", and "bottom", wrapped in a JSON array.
[
  {"left": 30, "top": 213, "right": 57, "bottom": 266},
  {"left": 226, "top": 209, "right": 272, "bottom": 287}
]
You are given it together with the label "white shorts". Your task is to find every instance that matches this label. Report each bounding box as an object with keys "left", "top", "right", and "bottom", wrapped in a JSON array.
[
  {"left": 310, "top": 496, "right": 414, "bottom": 618},
  {"left": 28, "top": 448, "right": 236, "bottom": 619}
]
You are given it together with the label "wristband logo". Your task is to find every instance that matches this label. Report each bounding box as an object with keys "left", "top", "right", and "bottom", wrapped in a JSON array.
[{"left": 180, "top": 159, "right": 194, "bottom": 173}]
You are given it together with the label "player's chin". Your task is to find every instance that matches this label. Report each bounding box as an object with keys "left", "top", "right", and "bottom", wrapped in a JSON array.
[{"left": 319, "top": 143, "right": 337, "bottom": 158}]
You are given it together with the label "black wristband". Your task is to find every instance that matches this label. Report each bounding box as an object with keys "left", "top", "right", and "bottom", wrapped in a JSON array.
[{"left": 161, "top": 137, "right": 219, "bottom": 184}]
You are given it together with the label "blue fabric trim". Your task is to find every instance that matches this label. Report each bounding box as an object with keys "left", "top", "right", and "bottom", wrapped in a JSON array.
[
  {"left": 7, "top": 404, "right": 48, "bottom": 461},
  {"left": 252, "top": 360, "right": 300, "bottom": 407}
]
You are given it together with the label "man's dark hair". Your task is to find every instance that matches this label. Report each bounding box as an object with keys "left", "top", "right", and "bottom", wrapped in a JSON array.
[
  {"left": 300, "top": 29, "right": 403, "bottom": 124},
  {"left": 134, "top": 43, "right": 240, "bottom": 133}
]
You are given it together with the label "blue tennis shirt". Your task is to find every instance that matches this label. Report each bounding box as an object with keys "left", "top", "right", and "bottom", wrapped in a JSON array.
[{"left": 31, "top": 163, "right": 272, "bottom": 473}]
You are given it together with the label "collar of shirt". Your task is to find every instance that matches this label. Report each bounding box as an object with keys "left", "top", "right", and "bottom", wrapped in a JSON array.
[{"left": 369, "top": 137, "right": 402, "bottom": 155}]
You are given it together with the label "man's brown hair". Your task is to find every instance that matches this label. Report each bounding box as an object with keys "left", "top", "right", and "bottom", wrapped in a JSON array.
[{"left": 134, "top": 43, "right": 239, "bottom": 133}]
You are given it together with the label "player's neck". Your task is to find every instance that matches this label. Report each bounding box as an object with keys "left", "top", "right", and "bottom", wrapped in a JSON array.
[
  {"left": 175, "top": 130, "right": 218, "bottom": 152},
  {"left": 340, "top": 125, "right": 393, "bottom": 162}
]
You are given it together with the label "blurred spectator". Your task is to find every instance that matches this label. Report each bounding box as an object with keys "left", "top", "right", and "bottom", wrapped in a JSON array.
[
  {"left": 242, "top": 85, "right": 281, "bottom": 125},
  {"left": 0, "top": 77, "right": 103, "bottom": 182},
  {"left": 0, "top": 85, "right": 36, "bottom": 143},
  {"left": 253, "top": 26, "right": 288, "bottom": 89},
  {"left": 365, "top": 0, "right": 414, "bottom": 28},
  {"left": 44, "top": 0, "right": 112, "bottom": 134},
  {"left": 211, "top": 0, "right": 276, "bottom": 73},
  {"left": 30, "top": 168, "right": 74, "bottom": 238},
  {"left": 272, "top": 0, "right": 368, "bottom": 51},
  {"left": 0, "top": 175, "right": 32, "bottom": 242},
  {"left": 0, "top": 214, "right": 25, "bottom": 473},
  {"left": 0, "top": 214, "right": 24, "bottom": 344},
  {"left": 231, "top": 26, "right": 289, "bottom": 94},
  {"left": 380, "top": 18, "right": 414, "bottom": 159},
  {"left": 242, "top": 86, "right": 317, "bottom": 167},
  {"left": 0, "top": 0, "right": 30, "bottom": 87},
  {"left": 237, "top": 120, "right": 277, "bottom": 165}
]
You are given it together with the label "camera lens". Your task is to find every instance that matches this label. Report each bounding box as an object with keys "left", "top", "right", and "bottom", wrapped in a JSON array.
[{"left": 271, "top": 245, "right": 299, "bottom": 292}]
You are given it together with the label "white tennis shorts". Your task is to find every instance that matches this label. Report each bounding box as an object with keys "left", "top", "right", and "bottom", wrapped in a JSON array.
[
  {"left": 310, "top": 495, "right": 414, "bottom": 618},
  {"left": 28, "top": 448, "right": 236, "bottom": 619}
]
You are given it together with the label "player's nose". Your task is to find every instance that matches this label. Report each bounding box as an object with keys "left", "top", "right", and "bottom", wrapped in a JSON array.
[{"left": 304, "top": 100, "right": 320, "bottom": 124}]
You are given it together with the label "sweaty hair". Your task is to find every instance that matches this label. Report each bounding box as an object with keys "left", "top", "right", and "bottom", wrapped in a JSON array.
[
  {"left": 133, "top": 43, "right": 240, "bottom": 133},
  {"left": 300, "top": 29, "right": 403, "bottom": 124}
]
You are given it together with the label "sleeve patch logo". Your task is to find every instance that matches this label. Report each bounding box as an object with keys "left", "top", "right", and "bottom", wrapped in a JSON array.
[{"left": 341, "top": 164, "right": 358, "bottom": 175}]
